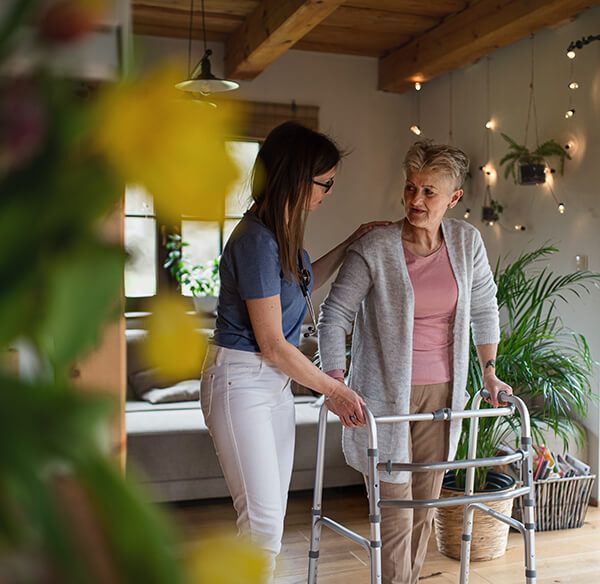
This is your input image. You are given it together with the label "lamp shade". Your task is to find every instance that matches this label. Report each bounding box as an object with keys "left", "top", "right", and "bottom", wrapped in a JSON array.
[{"left": 176, "top": 49, "right": 239, "bottom": 95}]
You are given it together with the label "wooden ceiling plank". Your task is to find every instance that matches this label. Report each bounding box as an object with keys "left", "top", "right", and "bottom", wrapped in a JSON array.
[
  {"left": 296, "top": 25, "right": 411, "bottom": 57},
  {"left": 378, "top": 0, "right": 597, "bottom": 93},
  {"left": 133, "top": 22, "right": 229, "bottom": 41},
  {"left": 133, "top": 1, "right": 257, "bottom": 17},
  {"left": 133, "top": 5, "right": 243, "bottom": 37},
  {"left": 225, "top": 0, "right": 346, "bottom": 79},
  {"left": 323, "top": 6, "right": 438, "bottom": 34},
  {"left": 344, "top": 0, "right": 468, "bottom": 18}
]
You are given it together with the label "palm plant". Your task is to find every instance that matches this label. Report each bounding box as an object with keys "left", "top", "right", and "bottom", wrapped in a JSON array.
[
  {"left": 456, "top": 246, "right": 599, "bottom": 490},
  {"left": 499, "top": 133, "right": 571, "bottom": 183}
]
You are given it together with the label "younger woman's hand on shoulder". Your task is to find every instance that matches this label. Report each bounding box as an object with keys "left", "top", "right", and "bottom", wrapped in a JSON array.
[{"left": 346, "top": 221, "right": 393, "bottom": 245}]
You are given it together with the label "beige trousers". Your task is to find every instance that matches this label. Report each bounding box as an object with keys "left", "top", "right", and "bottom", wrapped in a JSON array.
[{"left": 379, "top": 382, "right": 452, "bottom": 584}]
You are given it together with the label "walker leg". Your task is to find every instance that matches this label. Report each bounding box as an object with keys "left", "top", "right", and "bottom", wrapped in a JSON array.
[
  {"left": 308, "top": 405, "right": 329, "bottom": 584},
  {"left": 367, "top": 446, "right": 382, "bottom": 584},
  {"left": 514, "top": 402, "right": 537, "bottom": 584},
  {"left": 459, "top": 393, "right": 483, "bottom": 584}
]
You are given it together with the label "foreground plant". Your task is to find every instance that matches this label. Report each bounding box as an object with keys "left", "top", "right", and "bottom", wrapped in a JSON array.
[{"left": 0, "top": 1, "right": 262, "bottom": 582}]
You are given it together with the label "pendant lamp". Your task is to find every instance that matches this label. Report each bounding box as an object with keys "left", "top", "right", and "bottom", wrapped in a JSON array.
[{"left": 176, "top": 0, "right": 239, "bottom": 96}]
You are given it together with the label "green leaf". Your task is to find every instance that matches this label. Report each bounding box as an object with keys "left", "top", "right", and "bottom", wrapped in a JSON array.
[{"left": 37, "top": 243, "right": 125, "bottom": 372}]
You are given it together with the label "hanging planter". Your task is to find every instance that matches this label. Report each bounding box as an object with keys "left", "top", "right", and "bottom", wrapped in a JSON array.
[
  {"left": 480, "top": 186, "right": 503, "bottom": 225},
  {"left": 499, "top": 133, "right": 571, "bottom": 185},
  {"left": 518, "top": 161, "right": 547, "bottom": 185}
]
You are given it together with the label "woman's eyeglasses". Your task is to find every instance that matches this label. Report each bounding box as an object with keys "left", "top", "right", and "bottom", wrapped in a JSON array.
[{"left": 313, "top": 178, "right": 334, "bottom": 194}]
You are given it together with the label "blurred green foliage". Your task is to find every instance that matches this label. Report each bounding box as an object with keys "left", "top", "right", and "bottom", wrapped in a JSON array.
[{"left": 0, "top": 2, "right": 186, "bottom": 582}]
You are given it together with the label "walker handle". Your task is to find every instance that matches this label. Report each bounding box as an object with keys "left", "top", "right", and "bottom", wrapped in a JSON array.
[{"left": 480, "top": 388, "right": 513, "bottom": 403}]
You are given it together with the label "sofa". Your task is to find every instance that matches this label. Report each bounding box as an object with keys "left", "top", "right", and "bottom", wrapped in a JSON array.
[{"left": 125, "top": 328, "right": 362, "bottom": 502}]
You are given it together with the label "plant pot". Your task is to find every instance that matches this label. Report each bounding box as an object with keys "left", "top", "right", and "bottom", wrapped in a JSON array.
[
  {"left": 518, "top": 163, "right": 546, "bottom": 185},
  {"left": 193, "top": 295, "right": 217, "bottom": 315},
  {"left": 434, "top": 470, "right": 516, "bottom": 561},
  {"left": 481, "top": 206, "right": 499, "bottom": 223}
]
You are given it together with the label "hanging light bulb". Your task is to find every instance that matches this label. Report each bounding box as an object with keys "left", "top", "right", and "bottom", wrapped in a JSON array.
[
  {"left": 567, "top": 50, "right": 576, "bottom": 59},
  {"left": 488, "top": 221, "right": 495, "bottom": 227},
  {"left": 463, "top": 208, "right": 471, "bottom": 219},
  {"left": 410, "top": 125, "right": 422, "bottom": 135},
  {"left": 176, "top": 0, "right": 239, "bottom": 95},
  {"left": 485, "top": 120, "right": 494, "bottom": 129},
  {"left": 514, "top": 224, "right": 526, "bottom": 231},
  {"left": 565, "top": 108, "right": 575, "bottom": 119},
  {"left": 414, "top": 82, "right": 422, "bottom": 91},
  {"left": 558, "top": 203, "right": 566, "bottom": 214},
  {"left": 568, "top": 81, "right": 579, "bottom": 89}
]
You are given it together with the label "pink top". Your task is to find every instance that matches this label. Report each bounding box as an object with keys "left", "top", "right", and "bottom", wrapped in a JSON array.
[{"left": 404, "top": 239, "right": 458, "bottom": 385}]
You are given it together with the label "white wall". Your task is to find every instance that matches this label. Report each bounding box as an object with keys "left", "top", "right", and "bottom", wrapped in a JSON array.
[{"left": 136, "top": 5, "right": 600, "bottom": 495}]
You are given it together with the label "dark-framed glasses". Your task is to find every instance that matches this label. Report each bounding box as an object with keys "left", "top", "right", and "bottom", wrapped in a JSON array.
[{"left": 313, "top": 177, "right": 334, "bottom": 193}]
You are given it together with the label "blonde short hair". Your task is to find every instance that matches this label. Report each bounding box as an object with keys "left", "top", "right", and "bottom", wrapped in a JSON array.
[{"left": 404, "top": 140, "right": 470, "bottom": 190}]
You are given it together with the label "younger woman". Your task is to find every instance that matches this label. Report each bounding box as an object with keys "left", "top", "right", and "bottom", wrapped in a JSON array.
[{"left": 200, "top": 121, "right": 386, "bottom": 578}]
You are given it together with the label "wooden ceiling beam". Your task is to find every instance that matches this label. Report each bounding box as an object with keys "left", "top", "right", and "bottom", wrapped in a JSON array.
[
  {"left": 225, "top": 0, "right": 345, "bottom": 80},
  {"left": 378, "top": 0, "right": 596, "bottom": 94}
]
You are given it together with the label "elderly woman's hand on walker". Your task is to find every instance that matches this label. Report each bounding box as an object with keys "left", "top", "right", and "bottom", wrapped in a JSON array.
[{"left": 483, "top": 372, "right": 513, "bottom": 408}]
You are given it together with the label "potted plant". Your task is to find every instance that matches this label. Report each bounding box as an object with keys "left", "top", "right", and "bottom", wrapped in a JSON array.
[
  {"left": 481, "top": 198, "right": 503, "bottom": 225},
  {"left": 434, "top": 246, "right": 599, "bottom": 560},
  {"left": 164, "top": 233, "right": 220, "bottom": 315},
  {"left": 499, "top": 133, "right": 571, "bottom": 185}
]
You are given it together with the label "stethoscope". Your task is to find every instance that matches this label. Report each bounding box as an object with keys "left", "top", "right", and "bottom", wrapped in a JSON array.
[{"left": 298, "top": 252, "right": 318, "bottom": 337}]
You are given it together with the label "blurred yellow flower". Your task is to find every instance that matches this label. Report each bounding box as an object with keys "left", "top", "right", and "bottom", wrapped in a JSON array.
[
  {"left": 187, "top": 535, "right": 269, "bottom": 584},
  {"left": 95, "top": 63, "right": 240, "bottom": 222},
  {"left": 143, "top": 293, "right": 206, "bottom": 381}
]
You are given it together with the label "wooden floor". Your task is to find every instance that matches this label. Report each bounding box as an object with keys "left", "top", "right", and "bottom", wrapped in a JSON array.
[{"left": 168, "top": 485, "right": 600, "bottom": 584}]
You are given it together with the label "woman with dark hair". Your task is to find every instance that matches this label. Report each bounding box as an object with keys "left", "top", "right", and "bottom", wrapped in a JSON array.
[{"left": 200, "top": 121, "right": 387, "bottom": 578}]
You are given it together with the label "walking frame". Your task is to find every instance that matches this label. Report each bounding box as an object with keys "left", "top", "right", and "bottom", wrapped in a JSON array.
[{"left": 307, "top": 390, "right": 537, "bottom": 584}]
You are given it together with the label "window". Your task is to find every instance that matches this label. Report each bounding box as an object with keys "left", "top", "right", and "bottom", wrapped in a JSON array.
[
  {"left": 124, "top": 99, "right": 319, "bottom": 306},
  {"left": 124, "top": 139, "right": 260, "bottom": 300},
  {"left": 124, "top": 185, "right": 157, "bottom": 298}
]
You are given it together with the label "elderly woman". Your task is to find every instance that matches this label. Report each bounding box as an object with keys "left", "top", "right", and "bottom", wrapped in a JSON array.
[{"left": 318, "top": 141, "right": 512, "bottom": 584}]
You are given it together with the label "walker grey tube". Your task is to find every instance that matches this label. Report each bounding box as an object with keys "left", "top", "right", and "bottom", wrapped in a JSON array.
[
  {"left": 307, "top": 404, "right": 329, "bottom": 584},
  {"left": 366, "top": 409, "right": 382, "bottom": 584},
  {"left": 459, "top": 390, "right": 484, "bottom": 584},
  {"left": 511, "top": 394, "right": 537, "bottom": 584}
]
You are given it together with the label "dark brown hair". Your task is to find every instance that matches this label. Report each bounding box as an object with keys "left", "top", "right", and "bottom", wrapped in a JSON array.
[{"left": 251, "top": 121, "right": 342, "bottom": 281}]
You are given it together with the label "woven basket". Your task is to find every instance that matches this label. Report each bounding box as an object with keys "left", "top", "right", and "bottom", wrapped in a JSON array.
[
  {"left": 434, "top": 472, "right": 515, "bottom": 561},
  {"left": 513, "top": 475, "right": 596, "bottom": 531}
]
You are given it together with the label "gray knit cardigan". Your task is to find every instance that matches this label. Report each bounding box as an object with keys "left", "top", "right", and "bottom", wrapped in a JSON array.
[{"left": 317, "top": 218, "right": 500, "bottom": 483}]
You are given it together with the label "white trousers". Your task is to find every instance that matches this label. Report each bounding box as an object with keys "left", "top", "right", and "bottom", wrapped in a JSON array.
[{"left": 200, "top": 345, "right": 295, "bottom": 578}]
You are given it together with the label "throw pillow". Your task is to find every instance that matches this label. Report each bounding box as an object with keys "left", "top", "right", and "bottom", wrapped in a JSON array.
[{"left": 141, "top": 379, "right": 200, "bottom": 404}]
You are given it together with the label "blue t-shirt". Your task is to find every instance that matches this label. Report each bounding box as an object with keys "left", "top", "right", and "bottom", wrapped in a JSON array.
[{"left": 213, "top": 211, "right": 314, "bottom": 353}]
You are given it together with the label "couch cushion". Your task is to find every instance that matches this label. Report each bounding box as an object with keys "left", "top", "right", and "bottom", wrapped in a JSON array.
[{"left": 142, "top": 379, "right": 200, "bottom": 404}]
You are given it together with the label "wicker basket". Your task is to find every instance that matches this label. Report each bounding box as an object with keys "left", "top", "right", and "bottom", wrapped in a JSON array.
[
  {"left": 513, "top": 475, "right": 596, "bottom": 531},
  {"left": 434, "top": 472, "right": 516, "bottom": 561}
]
